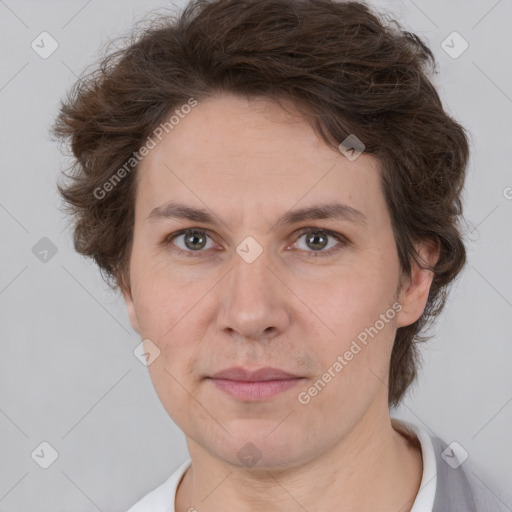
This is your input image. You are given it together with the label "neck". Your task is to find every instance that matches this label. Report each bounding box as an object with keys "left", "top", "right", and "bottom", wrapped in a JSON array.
[{"left": 175, "top": 407, "right": 423, "bottom": 512}]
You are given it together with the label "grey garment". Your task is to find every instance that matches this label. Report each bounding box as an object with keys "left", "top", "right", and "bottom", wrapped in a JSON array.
[{"left": 431, "top": 436, "right": 511, "bottom": 512}]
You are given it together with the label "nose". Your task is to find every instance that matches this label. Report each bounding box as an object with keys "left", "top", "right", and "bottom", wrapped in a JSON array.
[{"left": 215, "top": 249, "right": 291, "bottom": 343}]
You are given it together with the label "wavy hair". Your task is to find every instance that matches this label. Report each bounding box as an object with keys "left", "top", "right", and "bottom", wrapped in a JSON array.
[{"left": 52, "top": 0, "right": 470, "bottom": 406}]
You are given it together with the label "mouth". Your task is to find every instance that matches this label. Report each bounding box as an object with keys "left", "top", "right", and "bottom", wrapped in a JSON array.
[{"left": 206, "top": 367, "right": 305, "bottom": 401}]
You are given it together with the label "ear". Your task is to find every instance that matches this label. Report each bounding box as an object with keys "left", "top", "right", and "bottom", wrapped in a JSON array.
[
  {"left": 396, "top": 239, "right": 440, "bottom": 328},
  {"left": 119, "top": 281, "right": 141, "bottom": 335}
]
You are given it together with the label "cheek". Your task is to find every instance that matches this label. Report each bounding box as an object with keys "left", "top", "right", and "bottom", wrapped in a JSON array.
[
  {"left": 129, "top": 244, "right": 191, "bottom": 335},
  {"left": 298, "top": 259, "right": 397, "bottom": 336},
  {"left": 129, "top": 254, "right": 211, "bottom": 376},
  {"left": 292, "top": 257, "right": 398, "bottom": 388}
]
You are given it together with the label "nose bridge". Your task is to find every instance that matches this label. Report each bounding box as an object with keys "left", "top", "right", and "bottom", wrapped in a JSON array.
[
  {"left": 217, "top": 244, "right": 289, "bottom": 340},
  {"left": 231, "top": 247, "right": 274, "bottom": 301}
]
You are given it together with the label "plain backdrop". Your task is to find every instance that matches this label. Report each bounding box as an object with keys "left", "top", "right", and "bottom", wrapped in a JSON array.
[{"left": 0, "top": 0, "right": 511, "bottom": 510}]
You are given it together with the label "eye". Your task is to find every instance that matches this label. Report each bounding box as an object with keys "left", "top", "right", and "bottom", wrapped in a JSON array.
[
  {"left": 292, "top": 228, "right": 347, "bottom": 256},
  {"left": 164, "top": 229, "right": 217, "bottom": 256},
  {"left": 163, "top": 227, "right": 348, "bottom": 258}
]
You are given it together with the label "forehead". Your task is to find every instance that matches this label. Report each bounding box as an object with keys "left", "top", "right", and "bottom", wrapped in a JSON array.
[{"left": 135, "top": 94, "right": 385, "bottom": 227}]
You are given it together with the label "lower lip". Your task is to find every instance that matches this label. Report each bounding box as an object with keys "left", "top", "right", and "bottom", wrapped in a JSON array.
[{"left": 209, "top": 378, "right": 303, "bottom": 401}]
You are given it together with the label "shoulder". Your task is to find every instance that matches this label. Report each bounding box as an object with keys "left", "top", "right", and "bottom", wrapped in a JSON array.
[
  {"left": 430, "top": 435, "right": 512, "bottom": 512},
  {"left": 462, "top": 458, "right": 512, "bottom": 512}
]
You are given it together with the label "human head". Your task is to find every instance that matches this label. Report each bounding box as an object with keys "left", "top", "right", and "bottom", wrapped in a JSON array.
[{"left": 52, "top": 0, "right": 469, "bottom": 412}]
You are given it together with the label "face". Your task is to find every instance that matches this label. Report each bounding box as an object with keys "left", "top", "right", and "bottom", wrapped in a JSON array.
[{"left": 123, "top": 93, "right": 436, "bottom": 469}]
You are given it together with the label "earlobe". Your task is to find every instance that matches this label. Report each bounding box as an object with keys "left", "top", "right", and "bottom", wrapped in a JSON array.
[
  {"left": 120, "top": 283, "right": 141, "bottom": 335},
  {"left": 396, "top": 239, "right": 440, "bottom": 328}
]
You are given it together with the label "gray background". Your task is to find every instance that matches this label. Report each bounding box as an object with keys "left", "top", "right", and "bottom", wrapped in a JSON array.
[{"left": 1, "top": 0, "right": 511, "bottom": 510}]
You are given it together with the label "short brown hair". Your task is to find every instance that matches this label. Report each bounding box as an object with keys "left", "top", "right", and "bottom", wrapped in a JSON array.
[{"left": 52, "top": 0, "right": 470, "bottom": 407}]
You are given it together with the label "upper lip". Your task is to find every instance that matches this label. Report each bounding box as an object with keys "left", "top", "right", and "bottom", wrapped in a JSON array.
[{"left": 209, "top": 367, "right": 302, "bottom": 382}]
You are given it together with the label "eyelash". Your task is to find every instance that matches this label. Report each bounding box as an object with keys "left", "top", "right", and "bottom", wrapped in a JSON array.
[{"left": 162, "top": 228, "right": 349, "bottom": 258}]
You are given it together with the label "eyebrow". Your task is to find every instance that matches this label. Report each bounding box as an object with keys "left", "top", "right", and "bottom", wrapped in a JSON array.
[{"left": 146, "top": 201, "right": 367, "bottom": 228}]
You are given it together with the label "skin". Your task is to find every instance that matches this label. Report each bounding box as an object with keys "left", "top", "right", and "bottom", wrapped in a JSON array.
[{"left": 122, "top": 93, "right": 439, "bottom": 512}]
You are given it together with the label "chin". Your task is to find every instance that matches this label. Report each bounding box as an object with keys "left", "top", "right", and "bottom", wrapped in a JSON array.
[{"left": 210, "top": 424, "right": 308, "bottom": 469}]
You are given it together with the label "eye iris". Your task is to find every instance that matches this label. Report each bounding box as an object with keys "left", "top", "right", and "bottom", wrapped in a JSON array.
[
  {"left": 179, "top": 230, "right": 331, "bottom": 252},
  {"left": 184, "top": 230, "right": 206, "bottom": 250},
  {"left": 306, "top": 231, "right": 328, "bottom": 251}
]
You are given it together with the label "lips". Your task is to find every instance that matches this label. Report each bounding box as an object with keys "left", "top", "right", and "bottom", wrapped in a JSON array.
[
  {"left": 209, "top": 366, "right": 301, "bottom": 382},
  {"left": 207, "top": 367, "right": 304, "bottom": 401}
]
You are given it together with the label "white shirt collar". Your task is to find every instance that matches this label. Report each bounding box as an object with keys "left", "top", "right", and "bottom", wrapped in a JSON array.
[
  {"left": 391, "top": 417, "right": 438, "bottom": 512},
  {"left": 127, "top": 418, "right": 437, "bottom": 512}
]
